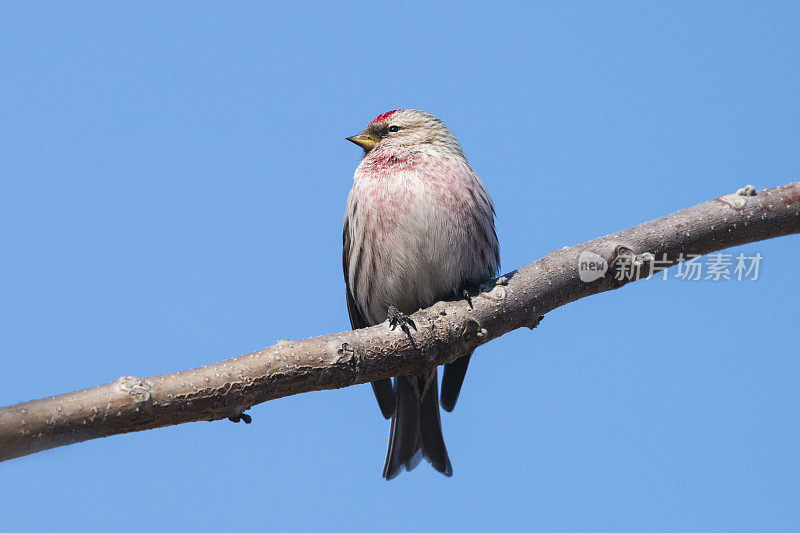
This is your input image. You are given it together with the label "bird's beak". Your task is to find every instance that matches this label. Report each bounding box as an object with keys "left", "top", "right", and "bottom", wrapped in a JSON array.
[{"left": 346, "top": 135, "right": 379, "bottom": 152}]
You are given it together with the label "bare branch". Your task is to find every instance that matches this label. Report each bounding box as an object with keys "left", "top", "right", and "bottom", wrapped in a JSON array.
[{"left": 1, "top": 182, "right": 798, "bottom": 462}]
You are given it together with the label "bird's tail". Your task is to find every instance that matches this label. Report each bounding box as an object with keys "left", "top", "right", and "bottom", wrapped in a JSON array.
[{"left": 382, "top": 369, "right": 453, "bottom": 480}]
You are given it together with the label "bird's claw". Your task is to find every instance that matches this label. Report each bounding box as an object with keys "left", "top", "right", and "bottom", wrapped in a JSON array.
[
  {"left": 388, "top": 305, "right": 416, "bottom": 334},
  {"left": 462, "top": 289, "right": 473, "bottom": 309},
  {"left": 228, "top": 413, "right": 252, "bottom": 424}
]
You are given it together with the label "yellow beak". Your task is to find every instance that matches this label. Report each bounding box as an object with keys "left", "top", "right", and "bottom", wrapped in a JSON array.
[{"left": 346, "top": 135, "right": 379, "bottom": 151}]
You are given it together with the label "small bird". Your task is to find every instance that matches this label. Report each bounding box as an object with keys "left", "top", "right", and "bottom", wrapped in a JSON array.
[{"left": 343, "top": 110, "right": 500, "bottom": 479}]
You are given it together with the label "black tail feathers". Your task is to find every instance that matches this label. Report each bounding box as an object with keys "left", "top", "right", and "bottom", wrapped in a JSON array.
[{"left": 382, "top": 370, "right": 452, "bottom": 480}]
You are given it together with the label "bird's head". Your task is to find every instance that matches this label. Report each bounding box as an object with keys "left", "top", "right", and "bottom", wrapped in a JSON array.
[{"left": 347, "top": 109, "right": 465, "bottom": 159}]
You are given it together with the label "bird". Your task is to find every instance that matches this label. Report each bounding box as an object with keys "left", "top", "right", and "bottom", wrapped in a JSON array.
[{"left": 343, "top": 109, "right": 500, "bottom": 479}]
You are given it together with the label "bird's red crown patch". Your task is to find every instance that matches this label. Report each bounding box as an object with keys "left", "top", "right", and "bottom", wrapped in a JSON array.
[{"left": 371, "top": 110, "right": 399, "bottom": 123}]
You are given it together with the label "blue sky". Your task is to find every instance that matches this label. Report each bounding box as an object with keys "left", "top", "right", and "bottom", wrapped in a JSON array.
[{"left": 2, "top": 3, "right": 799, "bottom": 531}]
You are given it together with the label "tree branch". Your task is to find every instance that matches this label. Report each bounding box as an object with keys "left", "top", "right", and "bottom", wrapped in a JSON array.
[{"left": 2, "top": 182, "right": 798, "bottom": 462}]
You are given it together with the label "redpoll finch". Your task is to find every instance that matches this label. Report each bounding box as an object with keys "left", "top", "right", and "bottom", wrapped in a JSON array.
[{"left": 343, "top": 110, "right": 499, "bottom": 479}]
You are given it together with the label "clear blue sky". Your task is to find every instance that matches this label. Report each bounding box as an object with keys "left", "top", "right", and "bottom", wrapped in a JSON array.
[{"left": 2, "top": 3, "right": 799, "bottom": 531}]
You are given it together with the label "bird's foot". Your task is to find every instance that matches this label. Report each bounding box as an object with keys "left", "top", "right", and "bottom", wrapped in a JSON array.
[
  {"left": 388, "top": 305, "right": 416, "bottom": 334},
  {"left": 228, "top": 413, "right": 252, "bottom": 424},
  {"left": 462, "top": 288, "right": 473, "bottom": 309},
  {"left": 388, "top": 305, "right": 418, "bottom": 347}
]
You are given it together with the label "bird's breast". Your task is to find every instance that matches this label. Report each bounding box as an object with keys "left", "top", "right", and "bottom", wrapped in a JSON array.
[{"left": 347, "top": 154, "right": 498, "bottom": 324}]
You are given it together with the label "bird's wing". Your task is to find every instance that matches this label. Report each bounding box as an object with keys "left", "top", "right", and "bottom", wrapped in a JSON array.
[
  {"left": 441, "top": 353, "right": 472, "bottom": 412},
  {"left": 343, "top": 217, "right": 395, "bottom": 418},
  {"left": 441, "top": 189, "right": 500, "bottom": 412}
]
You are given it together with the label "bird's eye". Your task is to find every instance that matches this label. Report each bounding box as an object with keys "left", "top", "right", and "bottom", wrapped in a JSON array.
[{"left": 388, "top": 125, "right": 400, "bottom": 132}]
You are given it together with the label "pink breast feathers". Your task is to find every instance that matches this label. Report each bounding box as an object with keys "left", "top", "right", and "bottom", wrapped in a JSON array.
[{"left": 361, "top": 156, "right": 469, "bottom": 213}]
